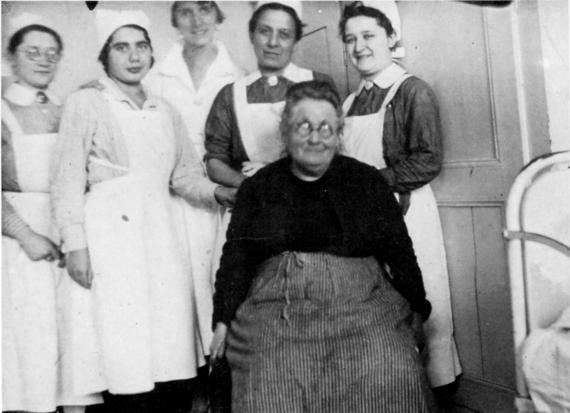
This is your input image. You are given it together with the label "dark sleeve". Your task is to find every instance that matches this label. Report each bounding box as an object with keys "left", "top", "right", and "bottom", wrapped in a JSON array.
[
  {"left": 212, "top": 177, "right": 260, "bottom": 327},
  {"left": 204, "top": 84, "right": 243, "bottom": 167},
  {"left": 372, "top": 172, "right": 432, "bottom": 320},
  {"left": 2, "top": 121, "right": 29, "bottom": 238},
  {"left": 379, "top": 78, "right": 443, "bottom": 193}
]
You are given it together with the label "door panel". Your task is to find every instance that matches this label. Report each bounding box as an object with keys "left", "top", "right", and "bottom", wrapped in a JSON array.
[
  {"left": 399, "top": 1, "right": 524, "bottom": 404},
  {"left": 294, "top": 1, "right": 350, "bottom": 97}
]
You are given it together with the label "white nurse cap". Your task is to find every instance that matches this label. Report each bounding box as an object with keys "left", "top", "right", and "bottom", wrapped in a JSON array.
[
  {"left": 255, "top": 1, "right": 303, "bottom": 20},
  {"left": 94, "top": 9, "right": 151, "bottom": 53},
  {"left": 361, "top": 0, "right": 405, "bottom": 57},
  {"left": 6, "top": 12, "right": 55, "bottom": 40}
]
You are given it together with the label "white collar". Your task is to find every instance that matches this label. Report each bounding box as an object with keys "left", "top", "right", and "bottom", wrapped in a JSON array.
[
  {"left": 356, "top": 62, "right": 407, "bottom": 95},
  {"left": 4, "top": 82, "right": 61, "bottom": 106},
  {"left": 157, "top": 40, "right": 237, "bottom": 79},
  {"left": 99, "top": 76, "right": 157, "bottom": 110},
  {"left": 245, "top": 62, "right": 309, "bottom": 86}
]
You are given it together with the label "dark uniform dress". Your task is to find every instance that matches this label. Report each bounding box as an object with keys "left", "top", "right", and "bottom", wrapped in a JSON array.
[{"left": 343, "top": 62, "right": 461, "bottom": 387}]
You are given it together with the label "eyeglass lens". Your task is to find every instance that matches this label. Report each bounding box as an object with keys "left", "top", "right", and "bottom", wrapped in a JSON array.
[
  {"left": 20, "top": 46, "right": 61, "bottom": 63},
  {"left": 297, "top": 121, "right": 334, "bottom": 139}
]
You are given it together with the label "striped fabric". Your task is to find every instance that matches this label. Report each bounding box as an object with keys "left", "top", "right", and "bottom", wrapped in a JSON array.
[{"left": 226, "top": 252, "right": 432, "bottom": 412}]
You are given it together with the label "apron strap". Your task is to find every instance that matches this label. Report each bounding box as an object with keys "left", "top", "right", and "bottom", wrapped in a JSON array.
[
  {"left": 1, "top": 100, "right": 24, "bottom": 136},
  {"left": 342, "top": 92, "right": 357, "bottom": 115},
  {"left": 380, "top": 73, "right": 412, "bottom": 112},
  {"left": 233, "top": 74, "right": 256, "bottom": 160}
]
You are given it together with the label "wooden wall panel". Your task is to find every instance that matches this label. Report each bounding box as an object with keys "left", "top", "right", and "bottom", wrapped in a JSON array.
[
  {"left": 473, "top": 207, "right": 515, "bottom": 388},
  {"left": 399, "top": 2, "right": 497, "bottom": 163},
  {"left": 439, "top": 206, "right": 482, "bottom": 377}
]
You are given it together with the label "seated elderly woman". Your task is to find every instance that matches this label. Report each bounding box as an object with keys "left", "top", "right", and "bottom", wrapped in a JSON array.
[{"left": 210, "top": 80, "right": 434, "bottom": 412}]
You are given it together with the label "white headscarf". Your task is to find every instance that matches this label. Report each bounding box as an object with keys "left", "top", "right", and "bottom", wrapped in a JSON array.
[
  {"left": 6, "top": 12, "right": 55, "bottom": 41},
  {"left": 361, "top": 0, "right": 405, "bottom": 58},
  {"left": 94, "top": 9, "right": 151, "bottom": 53},
  {"left": 255, "top": 1, "right": 303, "bottom": 20}
]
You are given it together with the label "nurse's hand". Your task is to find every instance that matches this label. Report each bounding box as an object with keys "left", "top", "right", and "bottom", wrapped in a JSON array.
[
  {"left": 241, "top": 161, "right": 267, "bottom": 178},
  {"left": 214, "top": 186, "right": 238, "bottom": 208},
  {"left": 66, "top": 248, "right": 93, "bottom": 289},
  {"left": 18, "top": 228, "right": 63, "bottom": 264},
  {"left": 210, "top": 322, "right": 228, "bottom": 360}
]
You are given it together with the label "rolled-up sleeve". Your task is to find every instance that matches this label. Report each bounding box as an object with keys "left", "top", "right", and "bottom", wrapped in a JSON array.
[
  {"left": 50, "top": 92, "right": 95, "bottom": 252},
  {"left": 169, "top": 106, "right": 218, "bottom": 208}
]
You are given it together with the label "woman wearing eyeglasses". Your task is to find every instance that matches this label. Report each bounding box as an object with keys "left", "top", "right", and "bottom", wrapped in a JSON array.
[
  {"left": 209, "top": 80, "right": 434, "bottom": 412},
  {"left": 2, "top": 16, "right": 102, "bottom": 413}
]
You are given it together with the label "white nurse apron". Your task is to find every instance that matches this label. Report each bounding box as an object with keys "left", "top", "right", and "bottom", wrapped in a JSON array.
[
  {"left": 343, "top": 74, "right": 462, "bottom": 387},
  {"left": 84, "top": 97, "right": 200, "bottom": 394},
  {"left": 2, "top": 103, "right": 102, "bottom": 411}
]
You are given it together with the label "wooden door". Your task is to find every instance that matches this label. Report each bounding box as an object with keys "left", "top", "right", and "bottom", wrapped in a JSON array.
[{"left": 296, "top": 2, "right": 549, "bottom": 412}]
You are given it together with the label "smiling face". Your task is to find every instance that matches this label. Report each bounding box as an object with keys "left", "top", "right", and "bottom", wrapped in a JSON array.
[
  {"left": 11, "top": 30, "right": 60, "bottom": 90},
  {"left": 106, "top": 26, "right": 152, "bottom": 86},
  {"left": 173, "top": 1, "right": 218, "bottom": 48},
  {"left": 344, "top": 15, "right": 396, "bottom": 80},
  {"left": 250, "top": 8, "right": 297, "bottom": 75},
  {"left": 286, "top": 98, "right": 341, "bottom": 180}
]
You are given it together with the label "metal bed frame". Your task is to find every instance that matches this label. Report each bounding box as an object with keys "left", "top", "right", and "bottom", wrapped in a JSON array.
[{"left": 504, "top": 151, "right": 570, "bottom": 412}]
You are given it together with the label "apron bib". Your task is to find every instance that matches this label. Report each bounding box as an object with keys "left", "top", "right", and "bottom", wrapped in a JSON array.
[
  {"left": 342, "top": 72, "right": 462, "bottom": 387},
  {"left": 233, "top": 67, "right": 313, "bottom": 164},
  {"left": 213, "top": 69, "right": 315, "bottom": 276},
  {"left": 85, "top": 97, "right": 200, "bottom": 394}
]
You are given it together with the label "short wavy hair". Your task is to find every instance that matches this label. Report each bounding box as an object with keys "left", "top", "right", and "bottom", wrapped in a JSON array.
[
  {"left": 339, "top": 1, "right": 395, "bottom": 41},
  {"left": 280, "top": 80, "right": 344, "bottom": 140},
  {"left": 8, "top": 24, "right": 63, "bottom": 55}
]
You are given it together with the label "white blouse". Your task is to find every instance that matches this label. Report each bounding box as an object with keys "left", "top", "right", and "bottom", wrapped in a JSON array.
[{"left": 145, "top": 40, "right": 243, "bottom": 161}]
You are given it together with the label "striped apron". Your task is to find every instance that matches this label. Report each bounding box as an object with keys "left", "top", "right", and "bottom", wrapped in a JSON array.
[{"left": 226, "top": 252, "right": 432, "bottom": 413}]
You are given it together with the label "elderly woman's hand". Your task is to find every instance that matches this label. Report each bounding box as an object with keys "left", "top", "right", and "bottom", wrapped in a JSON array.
[
  {"left": 241, "top": 161, "right": 267, "bottom": 178},
  {"left": 66, "top": 248, "right": 93, "bottom": 289},
  {"left": 214, "top": 186, "right": 238, "bottom": 208},
  {"left": 210, "top": 322, "right": 228, "bottom": 360}
]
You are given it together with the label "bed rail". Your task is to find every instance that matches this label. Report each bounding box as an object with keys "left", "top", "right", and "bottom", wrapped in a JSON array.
[{"left": 504, "top": 151, "right": 570, "bottom": 412}]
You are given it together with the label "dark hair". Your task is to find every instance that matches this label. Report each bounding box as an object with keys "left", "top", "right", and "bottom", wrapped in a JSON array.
[
  {"left": 249, "top": 2, "right": 303, "bottom": 42},
  {"left": 97, "top": 24, "right": 155, "bottom": 75},
  {"left": 280, "top": 80, "right": 344, "bottom": 138},
  {"left": 7, "top": 24, "right": 63, "bottom": 55},
  {"left": 171, "top": 1, "right": 225, "bottom": 27},
  {"left": 339, "top": 1, "right": 395, "bottom": 40}
]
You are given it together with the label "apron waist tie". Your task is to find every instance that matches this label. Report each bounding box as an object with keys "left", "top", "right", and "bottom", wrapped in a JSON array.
[{"left": 276, "top": 251, "right": 304, "bottom": 325}]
